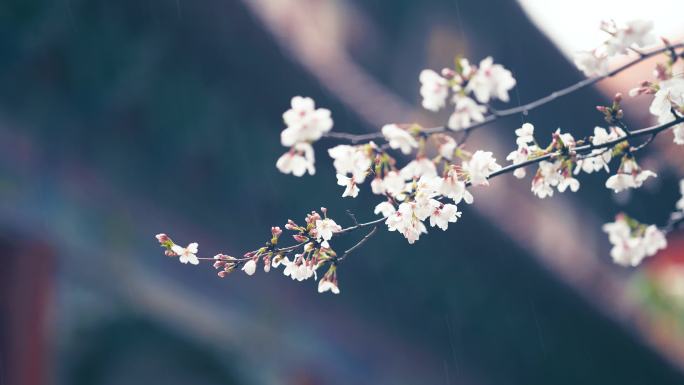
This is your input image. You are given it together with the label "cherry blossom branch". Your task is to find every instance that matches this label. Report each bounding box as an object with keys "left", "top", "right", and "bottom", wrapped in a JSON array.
[
  {"left": 323, "top": 43, "right": 683, "bottom": 144},
  {"left": 484, "top": 116, "right": 684, "bottom": 181},
  {"left": 329, "top": 115, "right": 684, "bottom": 238},
  {"left": 194, "top": 241, "right": 307, "bottom": 263},
  {"left": 161, "top": 21, "right": 684, "bottom": 294}
]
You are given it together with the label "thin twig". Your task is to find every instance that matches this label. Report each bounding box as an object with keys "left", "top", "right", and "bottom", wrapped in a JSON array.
[
  {"left": 323, "top": 43, "right": 683, "bottom": 144},
  {"left": 346, "top": 209, "right": 359, "bottom": 226},
  {"left": 335, "top": 216, "right": 386, "bottom": 235},
  {"left": 630, "top": 133, "right": 657, "bottom": 152},
  {"left": 197, "top": 242, "right": 307, "bottom": 262},
  {"left": 336, "top": 226, "right": 378, "bottom": 262}
]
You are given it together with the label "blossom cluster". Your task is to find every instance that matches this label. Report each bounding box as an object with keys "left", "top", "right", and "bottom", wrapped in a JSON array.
[
  {"left": 601, "top": 176, "right": 684, "bottom": 267},
  {"left": 505, "top": 124, "right": 582, "bottom": 198},
  {"left": 330, "top": 122, "right": 502, "bottom": 243},
  {"left": 631, "top": 66, "right": 684, "bottom": 145},
  {"left": 503, "top": 117, "right": 660, "bottom": 199},
  {"left": 603, "top": 214, "right": 667, "bottom": 267},
  {"left": 420, "top": 57, "right": 515, "bottom": 130},
  {"left": 574, "top": 20, "right": 656, "bottom": 76},
  {"left": 276, "top": 96, "right": 333, "bottom": 177}
]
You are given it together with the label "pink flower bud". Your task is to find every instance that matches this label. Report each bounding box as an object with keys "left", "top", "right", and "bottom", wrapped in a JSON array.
[
  {"left": 164, "top": 250, "right": 177, "bottom": 257},
  {"left": 271, "top": 226, "right": 282, "bottom": 237},
  {"left": 263, "top": 256, "right": 271, "bottom": 273},
  {"left": 293, "top": 234, "right": 309, "bottom": 243},
  {"left": 156, "top": 233, "right": 170, "bottom": 243},
  {"left": 305, "top": 212, "right": 320, "bottom": 224},
  {"left": 441, "top": 68, "right": 456, "bottom": 79}
]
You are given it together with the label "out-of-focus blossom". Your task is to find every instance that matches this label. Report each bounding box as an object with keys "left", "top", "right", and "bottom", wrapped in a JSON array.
[
  {"left": 462, "top": 150, "right": 501, "bottom": 186},
  {"left": 382, "top": 124, "right": 419, "bottom": 155},
  {"left": 419, "top": 69, "right": 449, "bottom": 111}
]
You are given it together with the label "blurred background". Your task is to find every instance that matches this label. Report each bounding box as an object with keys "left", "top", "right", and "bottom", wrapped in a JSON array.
[{"left": 2, "top": 0, "right": 684, "bottom": 384}]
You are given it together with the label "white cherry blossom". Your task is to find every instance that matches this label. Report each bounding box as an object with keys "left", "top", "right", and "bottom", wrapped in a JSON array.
[
  {"left": 382, "top": 171, "right": 406, "bottom": 196},
  {"left": 400, "top": 158, "right": 438, "bottom": 180},
  {"left": 649, "top": 79, "right": 684, "bottom": 124},
  {"left": 674, "top": 125, "right": 684, "bottom": 145},
  {"left": 437, "top": 135, "right": 457, "bottom": 160},
  {"left": 648, "top": 78, "right": 684, "bottom": 145},
  {"left": 382, "top": 124, "right": 419, "bottom": 155},
  {"left": 328, "top": 144, "right": 372, "bottom": 182},
  {"left": 677, "top": 180, "right": 684, "bottom": 211},
  {"left": 385, "top": 202, "right": 428, "bottom": 244},
  {"left": 414, "top": 175, "right": 442, "bottom": 199},
  {"left": 336, "top": 174, "right": 359, "bottom": 198},
  {"left": 531, "top": 160, "right": 563, "bottom": 199},
  {"left": 506, "top": 144, "right": 534, "bottom": 179},
  {"left": 272, "top": 255, "right": 290, "bottom": 269},
  {"left": 515, "top": 123, "right": 536, "bottom": 146},
  {"left": 574, "top": 51, "right": 608, "bottom": 77},
  {"left": 531, "top": 177, "right": 554, "bottom": 199},
  {"left": 603, "top": 215, "right": 666, "bottom": 267},
  {"left": 281, "top": 258, "right": 297, "bottom": 278},
  {"left": 643, "top": 225, "right": 667, "bottom": 256},
  {"left": 402, "top": 220, "right": 428, "bottom": 244},
  {"left": 171, "top": 242, "right": 200, "bottom": 265},
  {"left": 280, "top": 252, "right": 319, "bottom": 282},
  {"left": 439, "top": 168, "right": 473, "bottom": 204},
  {"left": 605, "top": 158, "right": 657, "bottom": 193},
  {"left": 281, "top": 96, "right": 333, "bottom": 146},
  {"left": 419, "top": 69, "right": 449, "bottom": 111},
  {"left": 466, "top": 57, "right": 516, "bottom": 103},
  {"left": 558, "top": 176, "right": 580, "bottom": 193},
  {"left": 447, "top": 95, "right": 486, "bottom": 130},
  {"left": 429, "top": 203, "right": 461, "bottom": 231},
  {"left": 242, "top": 259, "right": 257, "bottom": 275},
  {"left": 385, "top": 204, "right": 409, "bottom": 232},
  {"left": 315, "top": 218, "right": 342, "bottom": 248},
  {"left": 462, "top": 150, "right": 501, "bottom": 186},
  {"left": 575, "top": 126, "right": 624, "bottom": 174},
  {"left": 276, "top": 142, "right": 316, "bottom": 177},
  {"left": 605, "top": 173, "right": 637, "bottom": 193},
  {"left": 374, "top": 201, "right": 396, "bottom": 217},
  {"left": 318, "top": 278, "right": 340, "bottom": 294},
  {"left": 371, "top": 177, "right": 384, "bottom": 195},
  {"left": 605, "top": 20, "right": 656, "bottom": 56},
  {"left": 554, "top": 128, "right": 576, "bottom": 148}
]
